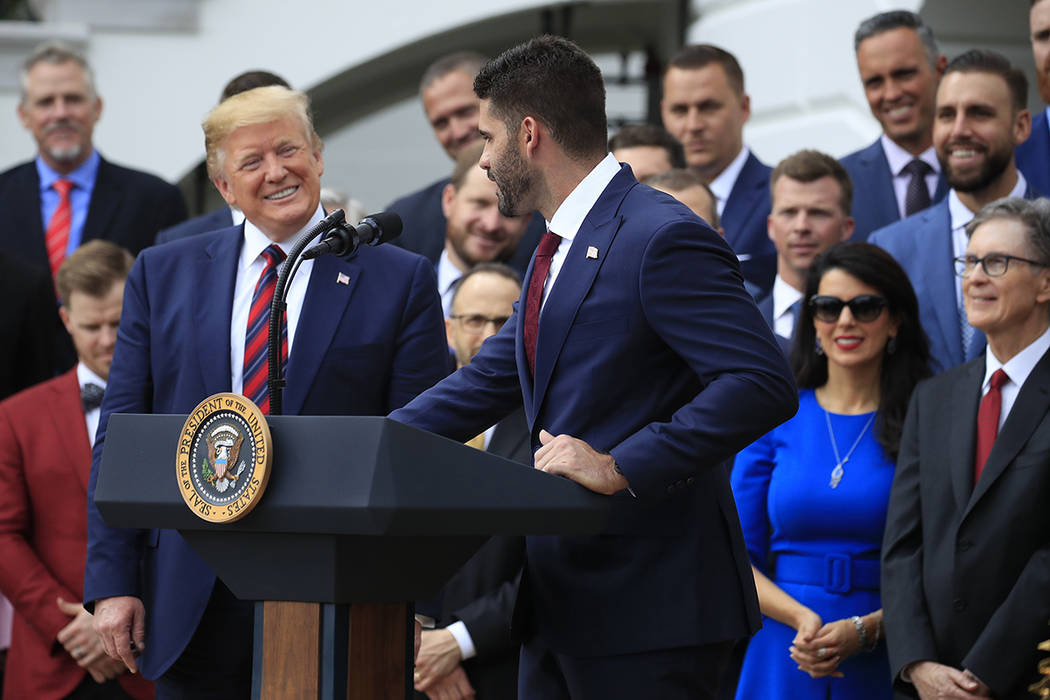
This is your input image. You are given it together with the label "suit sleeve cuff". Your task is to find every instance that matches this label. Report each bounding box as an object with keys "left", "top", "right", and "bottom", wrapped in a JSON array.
[{"left": 446, "top": 620, "right": 476, "bottom": 660}]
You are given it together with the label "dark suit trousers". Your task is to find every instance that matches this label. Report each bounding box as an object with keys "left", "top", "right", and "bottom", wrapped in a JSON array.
[
  {"left": 66, "top": 676, "right": 137, "bottom": 700},
  {"left": 153, "top": 581, "right": 253, "bottom": 700},
  {"left": 519, "top": 637, "right": 733, "bottom": 700}
]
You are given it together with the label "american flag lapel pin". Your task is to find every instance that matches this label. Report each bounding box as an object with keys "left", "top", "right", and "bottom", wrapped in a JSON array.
[
  {"left": 337, "top": 272, "right": 350, "bottom": 285},
  {"left": 586, "top": 246, "right": 599, "bottom": 259}
]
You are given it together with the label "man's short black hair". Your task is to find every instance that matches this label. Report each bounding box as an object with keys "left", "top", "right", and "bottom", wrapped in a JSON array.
[
  {"left": 944, "top": 49, "right": 1029, "bottom": 113},
  {"left": 474, "top": 35, "right": 608, "bottom": 160},
  {"left": 665, "top": 44, "right": 745, "bottom": 95},
  {"left": 608, "top": 124, "right": 686, "bottom": 169},
  {"left": 220, "top": 70, "right": 290, "bottom": 102}
]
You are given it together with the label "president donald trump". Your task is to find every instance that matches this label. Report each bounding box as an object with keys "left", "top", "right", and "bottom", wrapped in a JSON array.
[
  {"left": 390, "top": 36, "right": 797, "bottom": 699},
  {"left": 85, "top": 86, "right": 448, "bottom": 699}
]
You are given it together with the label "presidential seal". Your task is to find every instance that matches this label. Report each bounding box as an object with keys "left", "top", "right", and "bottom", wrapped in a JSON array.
[{"left": 176, "top": 393, "right": 272, "bottom": 523}]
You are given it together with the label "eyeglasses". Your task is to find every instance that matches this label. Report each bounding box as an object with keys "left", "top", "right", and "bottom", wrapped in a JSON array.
[
  {"left": 449, "top": 314, "right": 511, "bottom": 333},
  {"left": 809, "top": 294, "right": 888, "bottom": 323},
  {"left": 953, "top": 253, "right": 1047, "bottom": 278}
]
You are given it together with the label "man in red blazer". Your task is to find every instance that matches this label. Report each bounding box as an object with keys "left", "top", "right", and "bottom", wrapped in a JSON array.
[{"left": 0, "top": 240, "right": 151, "bottom": 699}]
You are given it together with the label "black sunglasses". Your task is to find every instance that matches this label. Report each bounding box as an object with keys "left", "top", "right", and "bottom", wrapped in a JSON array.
[{"left": 808, "top": 294, "right": 888, "bottom": 323}]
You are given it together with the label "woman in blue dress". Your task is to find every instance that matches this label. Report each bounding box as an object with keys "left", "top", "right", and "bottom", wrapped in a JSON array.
[{"left": 733, "top": 242, "right": 930, "bottom": 698}]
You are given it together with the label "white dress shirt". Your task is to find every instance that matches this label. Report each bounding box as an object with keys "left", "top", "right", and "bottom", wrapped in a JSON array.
[
  {"left": 982, "top": 324, "right": 1050, "bottom": 430},
  {"left": 771, "top": 275, "right": 803, "bottom": 339},
  {"left": 880, "top": 135, "right": 941, "bottom": 220},
  {"left": 229, "top": 205, "right": 324, "bottom": 395},
  {"left": 949, "top": 174, "right": 1028, "bottom": 311},
  {"left": 708, "top": 146, "right": 751, "bottom": 219},
  {"left": 436, "top": 249, "right": 463, "bottom": 318},
  {"left": 78, "top": 362, "right": 107, "bottom": 448},
  {"left": 542, "top": 153, "right": 622, "bottom": 310}
]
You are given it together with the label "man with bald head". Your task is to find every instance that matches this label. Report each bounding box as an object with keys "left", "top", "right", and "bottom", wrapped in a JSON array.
[{"left": 85, "top": 85, "right": 448, "bottom": 699}]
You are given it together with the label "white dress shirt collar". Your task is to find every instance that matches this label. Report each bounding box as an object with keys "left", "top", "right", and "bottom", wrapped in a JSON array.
[
  {"left": 77, "top": 362, "right": 106, "bottom": 447},
  {"left": 436, "top": 249, "right": 463, "bottom": 317},
  {"left": 709, "top": 146, "right": 751, "bottom": 217},
  {"left": 238, "top": 204, "right": 325, "bottom": 273},
  {"left": 772, "top": 275, "right": 803, "bottom": 319},
  {"left": 982, "top": 323, "right": 1050, "bottom": 428},
  {"left": 948, "top": 173, "right": 1027, "bottom": 235},
  {"left": 880, "top": 134, "right": 940, "bottom": 178},
  {"left": 546, "top": 153, "right": 622, "bottom": 243},
  {"left": 77, "top": 362, "right": 107, "bottom": 392}
]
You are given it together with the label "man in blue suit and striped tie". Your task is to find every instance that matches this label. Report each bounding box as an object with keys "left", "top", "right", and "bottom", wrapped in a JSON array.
[
  {"left": 871, "top": 50, "right": 1037, "bottom": 375},
  {"left": 1016, "top": 0, "right": 1050, "bottom": 195}
]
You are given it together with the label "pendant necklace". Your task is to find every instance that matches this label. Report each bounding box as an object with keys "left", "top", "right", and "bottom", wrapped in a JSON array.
[{"left": 823, "top": 407, "right": 877, "bottom": 488}]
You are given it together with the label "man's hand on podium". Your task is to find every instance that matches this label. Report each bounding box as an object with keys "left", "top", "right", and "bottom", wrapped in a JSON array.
[
  {"left": 93, "top": 595, "right": 146, "bottom": 673},
  {"left": 535, "top": 430, "right": 630, "bottom": 495}
]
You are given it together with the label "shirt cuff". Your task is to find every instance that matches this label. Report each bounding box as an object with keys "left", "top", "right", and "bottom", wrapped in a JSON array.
[{"left": 446, "top": 620, "right": 476, "bottom": 660}]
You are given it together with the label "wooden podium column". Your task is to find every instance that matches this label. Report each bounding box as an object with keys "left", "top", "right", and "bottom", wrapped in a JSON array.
[{"left": 254, "top": 601, "right": 412, "bottom": 699}]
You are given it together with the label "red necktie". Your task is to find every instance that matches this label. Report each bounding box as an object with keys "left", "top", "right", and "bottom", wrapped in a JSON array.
[
  {"left": 524, "top": 230, "right": 562, "bottom": 376},
  {"left": 242, "top": 244, "right": 288, "bottom": 414},
  {"left": 974, "top": 369, "right": 1008, "bottom": 484},
  {"left": 46, "top": 179, "right": 73, "bottom": 280}
]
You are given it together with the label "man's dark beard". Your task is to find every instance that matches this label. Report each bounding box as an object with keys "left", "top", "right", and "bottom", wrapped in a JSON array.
[
  {"left": 942, "top": 144, "right": 1013, "bottom": 194},
  {"left": 492, "top": 142, "right": 533, "bottom": 218}
]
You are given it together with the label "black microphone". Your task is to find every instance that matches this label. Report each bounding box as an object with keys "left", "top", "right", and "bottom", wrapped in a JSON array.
[{"left": 301, "top": 212, "right": 403, "bottom": 260}]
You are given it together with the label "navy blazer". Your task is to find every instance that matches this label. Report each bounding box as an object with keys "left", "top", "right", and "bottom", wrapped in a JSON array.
[
  {"left": 0, "top": 156, "right": 187, "bottom": 273},
  {"left": 392, "top": 166, "right": 797, "bottom": 657},
  {"left": 870, "top": 184, "right": 1039, "bottom": 375},
  {"left": 722, "top": 152, "right": 776, "bottom": 296},
  {"left": 83, "top": 226, "right": 449, "bottom": 679},
  {"left": 155, "top": 207, "right": 234, "bottom": 244},
  {"left": 882, "top": 351, "right": 1050, "bottom": 697},
  {"left": 841, "top": 139, "right": 948, "bottom": 242},
  {"left": 1016, "top": 110, "right": 1050, "bottom": 197},
  {"left": 387, "top": 177, "right": 548, "bottom": 277}
]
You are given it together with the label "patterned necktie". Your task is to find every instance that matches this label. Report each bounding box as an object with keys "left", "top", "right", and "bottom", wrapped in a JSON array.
[
  {"left": 81, "top": 382, "right": 104, "bottom": 413},
  {"left": 902, "top": 159, "right": 933, "bottom": 216},
  {"left": 243, "top": 244, "right": 288, "bottom": 414},
  {"left": 46, "top": 179, "right": 74, "bottom": 280},
  {"left": 974, "top": 369, "right": 1009, "bottom": 485},
  {"left": 524, "top": 230, "right": 562, "bottom": 376}
]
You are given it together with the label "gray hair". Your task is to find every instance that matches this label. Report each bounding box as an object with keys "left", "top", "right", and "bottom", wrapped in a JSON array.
[
  {"left": 419, "top": 51, "right": 487, "bottom": 94},
  {"left": 965, "top": 197, "right": 1050, "bottom": 266},
  {"left": 854, "top": 11, "right": 939, "bottom": 69},
  {"left": 21, "top": 40, "right": 96, "bottom": 103}
]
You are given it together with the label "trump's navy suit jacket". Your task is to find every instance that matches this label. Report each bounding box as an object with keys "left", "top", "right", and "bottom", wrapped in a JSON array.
[
  {"left": 392, "top": 165, "right": 797, "bottom": 657},
  {"left": 155, "top": 206, "right": 234, "bottom": 244},
  {"left": 840, "top": 139, "right": 947, "bottom": 242},
  {"left": 84, "top": 225, "right": 449, "bottom": 679},
  {"left": 0, "top": 156, "right": 186, "bottom": 273},
  {"left": 1016, "top": 110, "right": 1050, "bottom": 197}
]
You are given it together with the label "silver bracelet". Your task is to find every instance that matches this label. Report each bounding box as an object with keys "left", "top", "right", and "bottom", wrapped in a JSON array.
[{"left": 850, "top": 615, "right": 870, "bottom": 651}]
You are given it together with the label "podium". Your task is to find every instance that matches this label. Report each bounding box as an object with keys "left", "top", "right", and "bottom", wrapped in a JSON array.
[{"left": 94, "top": 414, "right": 608, "bottom": 699}]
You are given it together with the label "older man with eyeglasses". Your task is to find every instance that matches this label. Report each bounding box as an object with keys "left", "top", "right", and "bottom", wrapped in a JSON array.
[{"left": 882, "top": 196, "right": 1050, "bottom": 699}]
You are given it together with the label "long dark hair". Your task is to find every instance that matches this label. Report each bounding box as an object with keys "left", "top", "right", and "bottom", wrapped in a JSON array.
[{"left": 791, "top": 242, "right": 931, "bottom": 460}]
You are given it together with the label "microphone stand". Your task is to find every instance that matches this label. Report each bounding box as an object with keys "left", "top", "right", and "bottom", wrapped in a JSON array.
[{"left": 266, "top": 209, "right": 346, "bottom": 416}]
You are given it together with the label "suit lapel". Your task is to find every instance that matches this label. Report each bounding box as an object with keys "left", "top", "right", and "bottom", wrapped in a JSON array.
[
  {"left": 721, "top": 153, "right": 764, "bottom": 242},
  {"left": 47, "top": 370, "right": 92, "bottom": 493},
  {"left": 82, "top": 158, "right": 120, "bottom": 245},
  {"left": 862, "top": 143, "right": 901, "bottom": 224},
  {"left": 531, "top": 173, "right": 630, "bottom": 415},
  {"left": 194, "top": 229, "right": 240, "bottom": 394},
  {"left": 283, "top": 253, "right": 360, "bottom": 415},
  {"left": 11, "top": 164, "right": 48, "bottom": 270},
  {"left": 921, "top": 202, "right": 964, "bottom": 367},
  {"left": 948, "top": 360, "right": 983, "bottom": 512},
  {"left": 967, "top": 348, "right": 1050, "bottom": 511}
]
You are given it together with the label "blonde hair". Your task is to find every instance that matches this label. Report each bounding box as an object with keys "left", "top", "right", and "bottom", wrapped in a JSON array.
[{"left": 202, "top": 85, "right": 322, "bottom": 179}]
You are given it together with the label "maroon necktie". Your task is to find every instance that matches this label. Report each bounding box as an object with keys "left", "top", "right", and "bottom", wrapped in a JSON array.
[
  {"left": 524, "top": 230, "right": 562, "bottom": 376},
  {"left": 974, "top": 369, "right": 1008, "bottom": 484},
  {"left": 46, "top": 179, "right": 73, "bottom": 280},
  {"left": 242, "top": 244, "right": 288, "bottom": 414}
]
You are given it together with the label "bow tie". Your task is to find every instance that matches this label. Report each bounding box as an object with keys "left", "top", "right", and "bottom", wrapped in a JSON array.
[{"left": 81, "top": 383, "right": 104, "bottom": 413}]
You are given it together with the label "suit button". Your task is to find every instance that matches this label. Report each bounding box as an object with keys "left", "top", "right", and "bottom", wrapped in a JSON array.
[
  {"left": 958, "top": 540, "right": 972, "bottom": 552},
  {"left": 686, "top": 477, "right": 695, "bottom": 486},
  {"left": 953, "top": 599, "right": 967, "bottom": 612}
]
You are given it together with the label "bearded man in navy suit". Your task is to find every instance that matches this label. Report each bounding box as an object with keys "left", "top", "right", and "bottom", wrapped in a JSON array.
[
  {"left": 85, "top": 86, "right": 449, "bottom": 699},
  {"left": 391, "top": 36, "right": 797, "bottom": 700}
]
